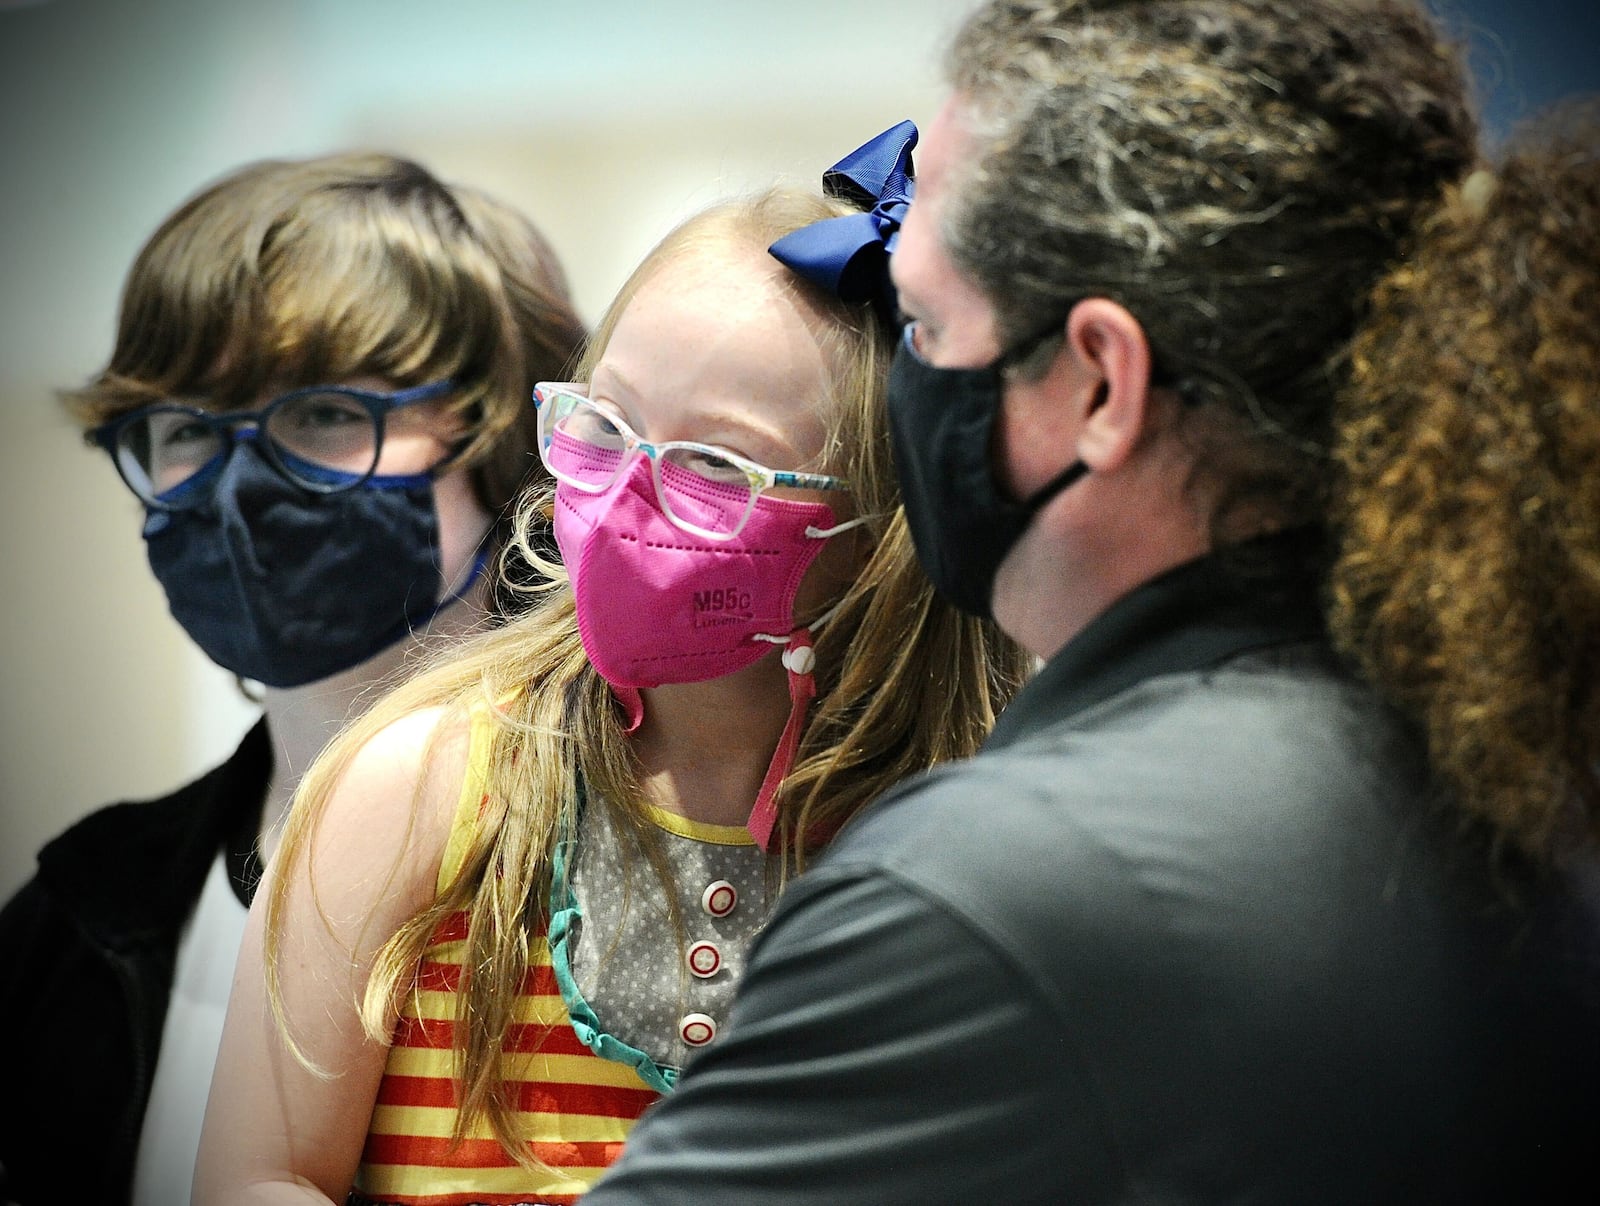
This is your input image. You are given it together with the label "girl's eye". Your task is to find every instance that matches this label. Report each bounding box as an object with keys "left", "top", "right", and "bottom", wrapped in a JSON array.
[
  {"left": 566, "top": 403, "right": 629, "bottom": 447},
  {"left": 666, "top": 446, "right": 749, "bottom": 484}
]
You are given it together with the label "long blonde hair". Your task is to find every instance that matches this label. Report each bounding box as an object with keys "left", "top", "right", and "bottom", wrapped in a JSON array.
[{"left": 266, "top": 187, "right": 1031, "bottom": 1166}]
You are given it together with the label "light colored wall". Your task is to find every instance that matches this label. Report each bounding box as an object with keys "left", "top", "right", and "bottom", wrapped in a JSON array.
[
  {"left": 7, "top": 0, "right": 1587, "bottom": 899},
  {"left": 0, "top": 0, "right": 975, "bottom": 898}
]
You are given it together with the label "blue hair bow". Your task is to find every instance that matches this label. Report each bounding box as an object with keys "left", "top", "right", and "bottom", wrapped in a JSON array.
[{"left": 769, "top": 119, "right": 917, "bottom": 314}]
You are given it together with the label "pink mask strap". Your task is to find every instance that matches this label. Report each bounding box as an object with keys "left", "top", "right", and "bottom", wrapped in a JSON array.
[
  {"left": 613, "top": 683, "right": 644, "bottom": 733},
  {"left": 746, "top": 628, "right": 817, "bottom": 850}
]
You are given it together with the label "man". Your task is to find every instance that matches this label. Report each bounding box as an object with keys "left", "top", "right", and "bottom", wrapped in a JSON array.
[{"left": 586, "top": 2, "right": 1600, "bottom": 1201}]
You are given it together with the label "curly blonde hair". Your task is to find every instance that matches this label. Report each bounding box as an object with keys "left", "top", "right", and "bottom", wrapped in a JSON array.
[{"left": 1330, "top": 100, "right": 1600, "bottom": 860}]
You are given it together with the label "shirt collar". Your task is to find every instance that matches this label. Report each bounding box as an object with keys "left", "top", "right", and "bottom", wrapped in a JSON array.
[{"left": 984, "top": 529, "right": 1329, "bottom": 752}]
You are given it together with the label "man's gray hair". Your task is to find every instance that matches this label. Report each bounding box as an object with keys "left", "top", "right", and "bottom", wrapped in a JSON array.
[{"left": 941, "top": 0, "right": 1478, "bottom": 529}]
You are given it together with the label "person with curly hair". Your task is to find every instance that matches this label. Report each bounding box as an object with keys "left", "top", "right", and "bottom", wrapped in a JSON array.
[
  {"left": 1331, "top": 99, "right": 1600, "bottom": 862},
  {"left": 582, "top": 5, "right": 1600, "bottom": 1204}
]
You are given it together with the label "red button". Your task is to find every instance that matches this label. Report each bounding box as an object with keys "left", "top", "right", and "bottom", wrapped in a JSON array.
[
  {"left": 701, "top": 880, "right": 737, "bottom": 918},
  {"left": 687, "top": 940, "right": 722, "bottom": 978},
  {"left": 679, "top": 1013, "right": 717, "bottom": 1046}
]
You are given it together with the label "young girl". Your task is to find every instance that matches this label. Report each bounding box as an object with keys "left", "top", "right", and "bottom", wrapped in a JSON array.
[{"left": 194, "top": 185, "right": 1029, "bottom": 1205}]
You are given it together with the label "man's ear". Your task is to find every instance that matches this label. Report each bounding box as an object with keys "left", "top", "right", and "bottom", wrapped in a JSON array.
[{"left": 1064, "top": 298, "right": 1155, "bottom": 473}]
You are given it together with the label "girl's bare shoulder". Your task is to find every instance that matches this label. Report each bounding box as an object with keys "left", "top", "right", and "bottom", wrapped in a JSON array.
[{"left": 307, "top": 703, "right": 479, "bottom": 903}]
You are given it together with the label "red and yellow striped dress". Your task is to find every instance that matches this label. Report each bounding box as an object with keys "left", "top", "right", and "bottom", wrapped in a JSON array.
[{"left": 353, "top": 709, "right": 660, "bottom": 1206}]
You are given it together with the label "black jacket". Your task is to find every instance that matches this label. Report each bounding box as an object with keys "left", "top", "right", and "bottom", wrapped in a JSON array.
[
  {"left": 0, "top": 721, "right": 269, "bottom": 1206},
  {"left": 587, "top": 547, "right": 1600, "bottom": 1205}
]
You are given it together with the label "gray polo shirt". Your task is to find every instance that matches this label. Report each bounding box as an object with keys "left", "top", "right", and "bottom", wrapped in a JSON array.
[{"left": 587, "top": 540, "right": 1600, "bottom": 1204}]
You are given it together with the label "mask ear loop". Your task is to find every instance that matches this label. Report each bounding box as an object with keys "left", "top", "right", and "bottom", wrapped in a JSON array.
[
  {"left": 608, "top": 623, "right": 818, "bottom": 822},
  {"left": 805, "top": 516, "right": 867, "bottom": 540},
  {"left": 612, "top": 683, "right": 645, "bottom": 733},
  {"left": 745, "top": 627, "right": 817, "bottom": 851},
  {"left": 742, "top": 516, "right": 868, "bottom": 849}
]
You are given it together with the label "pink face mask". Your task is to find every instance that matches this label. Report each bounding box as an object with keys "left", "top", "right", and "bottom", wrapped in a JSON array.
[{"left": 554, "top": 456, "right": 845, "bottom": 689}]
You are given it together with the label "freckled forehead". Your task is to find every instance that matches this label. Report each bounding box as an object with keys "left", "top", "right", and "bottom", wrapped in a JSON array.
[
  {"left": 619, "top": 251, "right": 809, "bottom": 356},
  {"left": 596, "top": 242, "right": 834, "bottom": 455},
  {"left": 645, "top": 244, "right": 775, "bottom": 305}
]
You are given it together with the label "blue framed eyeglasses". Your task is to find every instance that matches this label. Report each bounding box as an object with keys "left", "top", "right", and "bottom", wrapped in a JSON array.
[
  {"left": 86, "top": 380, "right": 457, "bottom": 510},
  {"left": 533, "top": 381, "right": 848, "bottom": 541}
]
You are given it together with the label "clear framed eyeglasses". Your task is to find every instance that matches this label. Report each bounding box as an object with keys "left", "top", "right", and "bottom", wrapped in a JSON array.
[
  {"left": 533, "top": 381, "right": 848, "bottom": 541},
  {"left": 86, "top": 380, "right": 457, "bottom": 511}
]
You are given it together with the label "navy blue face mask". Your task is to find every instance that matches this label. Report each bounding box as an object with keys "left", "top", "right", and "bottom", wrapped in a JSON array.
[{"left": 143, "top": 443, "right": 480, "bottom": 688}]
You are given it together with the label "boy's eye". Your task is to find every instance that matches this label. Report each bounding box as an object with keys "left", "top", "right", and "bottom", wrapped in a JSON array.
[
  {"left": 280, "top": 398, "right": 368, "bottom": 430},
  {"left": 157, "top": 419, "right": 213, "bottom": 447}
]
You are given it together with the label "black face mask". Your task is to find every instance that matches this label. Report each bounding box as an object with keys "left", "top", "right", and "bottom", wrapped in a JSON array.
[
  {"left": 144, "top": 443, "right": 478, "bottom": 688},
  {"left": 886, "top": 326, "right": 1087, "bottom": 618}
]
